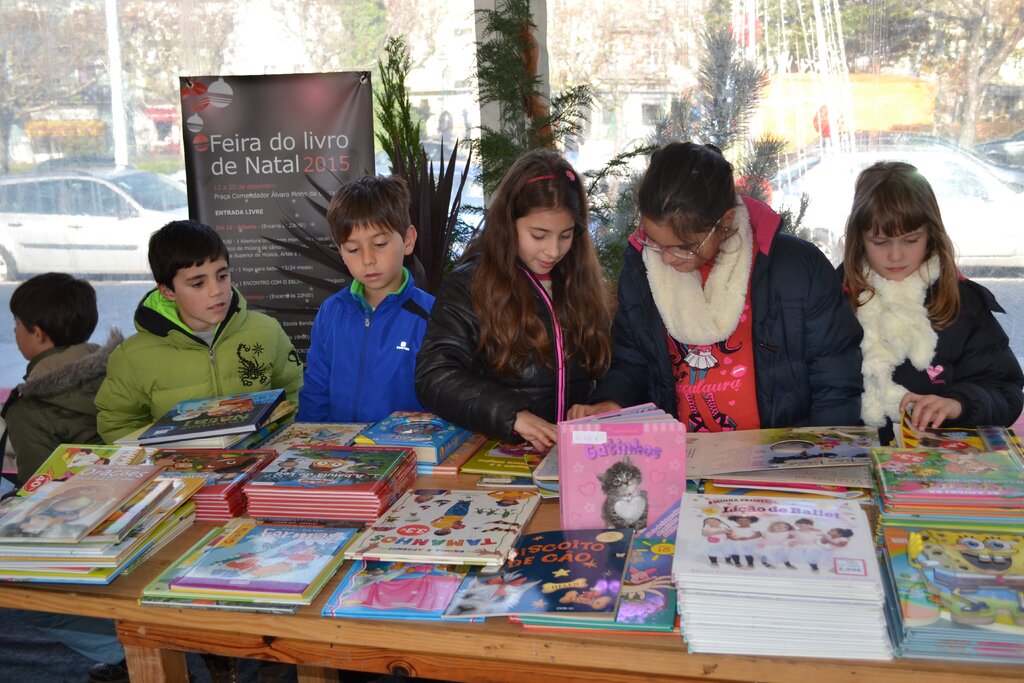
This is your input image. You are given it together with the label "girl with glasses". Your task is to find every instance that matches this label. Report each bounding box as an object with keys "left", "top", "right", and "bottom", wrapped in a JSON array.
[
  {"left": 415, "top": 150, "right": 611, "bottom": 451},
  {"left": 569, "top": 141, "right": 863, "bottom": 431}
]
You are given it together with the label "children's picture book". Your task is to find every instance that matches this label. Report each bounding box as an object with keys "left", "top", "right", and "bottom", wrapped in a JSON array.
[
  {"left": 355, "top": 411, "right": 471, "bottom": 465},
  {"left": 558, "top": 406, "right": 686, "bottom": 531},
  {"left": 168, "top": 522, "right": 358, "bottom": 597},
  {"left": 871, "top": 447, "right": 1024, "bottom": 502},
  {"left": 532, "top": 447, "right": 559, "bottom": 482},
  {"left": 322, "top": 560, "right": 474, "bottom": 621},
  {"left": 896, "top": 411, "right": 1023, "bottom": 459},
  {"left": 443, "top": 528, "right": 633, "bottom": 619},
  {"left": 672, "top": 493, "right": 878, "bottom": 582},
  {"left": 245, "top": 446, "right": 414, "bottom": 489},
  {"left": 686, "top": 426, "right": 880, "bottom": 479},
  {"left": 460, "top": 441, "right": 544, "bottom": 477},
  {"left": 150, "top": 449, "right": 274, "bottom": 488},
  {"left": 18, "top": 444, "right": 154, "bottom": 496},
  {"left": 516, "top": 499, "right": 680, "bottom": 632},
  {"left": 134, "top": 389, "right": 285, "bottom": 445},
  {"left": 880, "top": 525, "right": 1024, "bottom": 660},
  {"left": 0, "top": 465, "right": 163, "bottom": 543},
  {"left": 260, "top": 422, "right": 370, "bottom": 453},
  {"left": 84, "top": 478, "right": 177, "bottom": 543},
  {"left": 427, "top": 433, "right": 487, "bottom": 476},
  {"left": 344, "top": 488, "right": 541, "bottom": 569}
]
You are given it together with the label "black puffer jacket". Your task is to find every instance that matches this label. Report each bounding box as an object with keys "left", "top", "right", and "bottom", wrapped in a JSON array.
[
  {"left": 414, "top": 261, "right": 596, "bottom": 442},
  {"left": 589, "top": 197, "right": 864, "bottom": 428}
]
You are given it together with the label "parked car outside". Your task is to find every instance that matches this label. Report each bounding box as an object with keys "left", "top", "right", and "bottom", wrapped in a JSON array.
[
  {"left": 976, "top": 129, "right": 1024, "bottom": 170},
  {"left": 771, "top": 139, "right": 1024, "bottom": 273},
  {"left": 0, "top": 168, "right": 188, "bottom": 281}
]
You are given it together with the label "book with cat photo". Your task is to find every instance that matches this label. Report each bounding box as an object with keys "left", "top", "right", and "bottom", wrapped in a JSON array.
[{"left": 558, "top": 405, "right": 686, "bottom": 531}]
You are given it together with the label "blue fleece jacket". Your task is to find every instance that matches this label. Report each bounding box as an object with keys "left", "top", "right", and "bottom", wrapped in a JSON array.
[{"left": 297, "top": 269, "right": 435, "bottom": 423}]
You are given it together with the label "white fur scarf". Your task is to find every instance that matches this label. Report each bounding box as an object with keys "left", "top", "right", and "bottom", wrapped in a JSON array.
[
  {"left": 856, "top": 255, "right": 940, "bottom": 426},
  {"left": 642, "top": 197, "right": 754, "bottom": 345}
]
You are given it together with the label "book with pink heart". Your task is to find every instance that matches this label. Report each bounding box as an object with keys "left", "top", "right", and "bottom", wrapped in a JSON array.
[{"left": 557, "top": 404, "right": 686, "bottom": 531}]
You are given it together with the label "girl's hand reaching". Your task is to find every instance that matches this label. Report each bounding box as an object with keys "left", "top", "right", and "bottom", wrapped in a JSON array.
[
  {"left": 566, "top": 401, "right": 622, "bottom": 420},
  {"left": 513, "top": 410, "right": 558, "bottom": 452},
  {"left": 900, "top": 392, "right": 963, "bottom": 430}
]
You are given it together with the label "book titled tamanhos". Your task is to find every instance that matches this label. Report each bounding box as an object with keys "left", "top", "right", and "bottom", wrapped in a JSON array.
[{"left": 557, "top": 404, "right": 686, "bottom": 532}]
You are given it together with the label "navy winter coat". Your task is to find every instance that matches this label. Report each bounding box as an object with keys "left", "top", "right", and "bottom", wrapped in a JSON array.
[{"left": 590, "top": 197, "right": 864, "bottom": 428}]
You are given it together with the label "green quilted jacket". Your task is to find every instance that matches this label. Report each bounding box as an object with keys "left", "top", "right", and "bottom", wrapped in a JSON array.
[{"left": 96, "top": 288, "right": 303, "bottom": 443}]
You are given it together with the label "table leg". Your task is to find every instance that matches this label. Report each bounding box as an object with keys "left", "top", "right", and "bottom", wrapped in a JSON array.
[{"left": 123, "top": 643, "right": 188, "bottom": 683}]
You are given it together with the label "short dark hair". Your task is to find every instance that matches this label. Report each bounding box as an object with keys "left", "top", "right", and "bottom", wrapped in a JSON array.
[
  {"left": 637, "top": 141, "right": 736, "bottom": 237},
  {"left": 326, "top": 175, "right": 411, "bottom": 245},
  {"left": 10, "top": 273, "right": 97, "bottom": 346},
  {"left": 148, "top": 220, "right": 230, "bottom": 289}
]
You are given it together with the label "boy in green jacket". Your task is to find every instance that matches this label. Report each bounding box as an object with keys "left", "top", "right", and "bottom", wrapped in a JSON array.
[{"left": 96, "top": 220, "right": 303, "bottom": 443}]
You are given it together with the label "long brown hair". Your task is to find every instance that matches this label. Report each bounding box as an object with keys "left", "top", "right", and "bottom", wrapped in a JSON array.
[
  {"left": 842, "top": 161, "right": 960, "bottom": 329},
  {"left": 463, "top": 149, "right": 611, "bottom": 377}
]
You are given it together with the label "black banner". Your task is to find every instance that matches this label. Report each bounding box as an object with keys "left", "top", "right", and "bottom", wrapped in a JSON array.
[{"left": 179, "top": 72, "right": 374, "bottom": 356}]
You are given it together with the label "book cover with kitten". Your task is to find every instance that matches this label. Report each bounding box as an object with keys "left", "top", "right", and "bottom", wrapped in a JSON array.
[{"left": 558, "top": 405, "right": 686, "bottom": 531}]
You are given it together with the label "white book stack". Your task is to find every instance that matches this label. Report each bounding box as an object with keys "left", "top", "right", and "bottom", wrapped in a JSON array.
[{"left": 671, "top": 493, "right": 892, "bottom": 660}]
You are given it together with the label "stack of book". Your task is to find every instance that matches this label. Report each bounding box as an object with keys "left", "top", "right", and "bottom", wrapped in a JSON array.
[
  {"left": 671, "top": 493, "right": 891, "bottom": 660},
  {"left": 142, "top": 521, "right": 359, "bottom": 612},
  {"left": 513, "top": 500, "right": 680, "bottom": 633},
  {"left": 687, "top": 426, "right": 880, "bottom": 499},
  {"left": 115, "top": 389, "right": 292, "bottom": 449},
  {"left": 461, "top": 441, "right": 557, "bottom": 496},
  {"left": 870, "top": 423, "right": 1024, "bottom": 662},
  {"left": 242, "top": 446, "right": 417, "bottom": 523},
  {"left": 17, "top": 443, "right": 159, "bottom": 495},
  {"left": 354, "top": 411, "right": 472, "bottom": 474},
  {"left": 152, "top": 449, "right": 276, "bottom": 521},
  {"left": 344, "top": 488, "right": 541, "bottom": 571},
  {"left": 0, "top": 464, "right": 199, "bottom": 584}
]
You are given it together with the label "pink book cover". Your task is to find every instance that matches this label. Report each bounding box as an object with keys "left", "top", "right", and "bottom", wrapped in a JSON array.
[{"left": 558, "top": 418, "right": 687, "bottom": 531}]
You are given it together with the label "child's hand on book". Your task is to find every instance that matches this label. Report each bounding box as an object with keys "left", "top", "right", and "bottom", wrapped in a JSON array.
[
  {"left": 566, "top": 401, "right": 622, "bottom": 420},
  {"left": 513, "top": 410, "right": 557, "bottom": 452},
  {"left": 900, "top": 392, "right": 963, "bottom": 430}
]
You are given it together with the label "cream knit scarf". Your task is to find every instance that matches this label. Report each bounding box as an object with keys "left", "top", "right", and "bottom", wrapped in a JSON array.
[
  {"left": 856, "top": 255, "right": 940, "bottom": 426},
  {"left": 642, "top": 197, "right": 754, "bottom": 345}
]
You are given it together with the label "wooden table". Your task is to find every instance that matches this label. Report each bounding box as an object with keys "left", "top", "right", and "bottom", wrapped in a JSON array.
[{"left": 0, "top": 474, "right": 1020, "bottom": 683}]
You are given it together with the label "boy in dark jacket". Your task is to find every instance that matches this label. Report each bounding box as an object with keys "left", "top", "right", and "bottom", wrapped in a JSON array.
[
  {"left": 0, "top": 273, "right": 128, "bottom": 683},
  {"left": 297, "top": 175, "right": 434, "bottom": 422}
]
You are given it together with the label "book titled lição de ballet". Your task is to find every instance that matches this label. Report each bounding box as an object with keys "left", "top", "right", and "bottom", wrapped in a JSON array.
[{"left": 558, "top": 405, "right": 686, "bottom": 532}]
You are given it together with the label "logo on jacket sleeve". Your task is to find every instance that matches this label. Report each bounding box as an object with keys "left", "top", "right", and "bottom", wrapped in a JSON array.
[{"left": 395, "top": 341, "right": 412, "bottom": 351}]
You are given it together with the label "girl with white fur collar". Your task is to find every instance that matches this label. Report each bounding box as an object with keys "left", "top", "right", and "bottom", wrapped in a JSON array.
[{"left": 843, "top": 161, "right": 1023, "bottom": 432}]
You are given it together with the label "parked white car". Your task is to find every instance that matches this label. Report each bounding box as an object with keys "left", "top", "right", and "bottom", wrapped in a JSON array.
[
  {"left": 0, "top": 169, "right": 188, "bottom": 280},
  {"left": 771, "top": 143, "right": 1024, "bottom": 272}
]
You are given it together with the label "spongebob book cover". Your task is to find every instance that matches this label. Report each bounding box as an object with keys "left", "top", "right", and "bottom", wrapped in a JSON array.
[
  {"left": 443, "top": 528, "right": 633, "bottom": 619},
  {"left": 168, "top": 523, "right": 358, "bottom": 595},
  {"left": 871, "top": 447, "right": 1024, "bottom": 501}
]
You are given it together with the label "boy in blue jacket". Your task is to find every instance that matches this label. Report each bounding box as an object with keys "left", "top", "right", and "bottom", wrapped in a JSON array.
[{"left": 297, "top": 175, "right": 434, "bottom": 422}]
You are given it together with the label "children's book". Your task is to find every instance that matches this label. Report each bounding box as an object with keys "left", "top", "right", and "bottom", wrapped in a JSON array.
[
  {"left": 84, "top": 478, "right": 177, "bottom": 543},
  {"left": 260, "top": 422, "right": 370, "bottom": 453},
  {"left": 686, "top": 425, "right": 880, "bottom": 479},
  {"left": 477, "top": 475, "right": 538, "bottom": 490},
  {"left": 427, "top": 433, "right": 488, "bottom": 476},
  {"left": 244, "top": 446, "right": 414, "bottom": 490},
  {"left": 880, "top": 525, "right": 1024, "bottom": 660},
  {"left": 443, "top": 528, "right": 633, "bottom": 619},
  {"left": 354, "top": 411, "right": 471, "bottom": 465},
  {"left": 150, "top": 449, "right": 274, "bottom": 490},
  {"left": 460, "top": 441, "right": 544, "bottom": 477},
  {"left": 0, "top": 465, "right": 163, "bottom": 543},
  {"left": 871, "top": 447, "right": 1024, "bottom": 503},
  {"left": 168, "top": 522, "right": 359, "bottom": 598},
  {"left": 344, "top": 488, "right": 541, "bottom": 569},
  {"left": 18, "top": 444, "right": 155, "bottom": 496},
  {"left": 132, "top": 389, "right": 285, "bottom": 446},
  {"left": 516, "top": 499, "right": 680, "bottom": 632},
  {"left": 895, "top": 408, "right": 1023, "bottom": 457},
  {"left": 322, "top": 560, "right": 475, "bottom": 621},
  {"left": 558, "top": 406, "right": 686, "bottom": 531},
  {"left": 532, "top": 447, "right": 559, "bottom": 482}
]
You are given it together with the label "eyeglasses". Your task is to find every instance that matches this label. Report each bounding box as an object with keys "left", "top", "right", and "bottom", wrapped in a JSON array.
[{"left": 637, "top": 213, "right": 733, "bottom": 261}]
